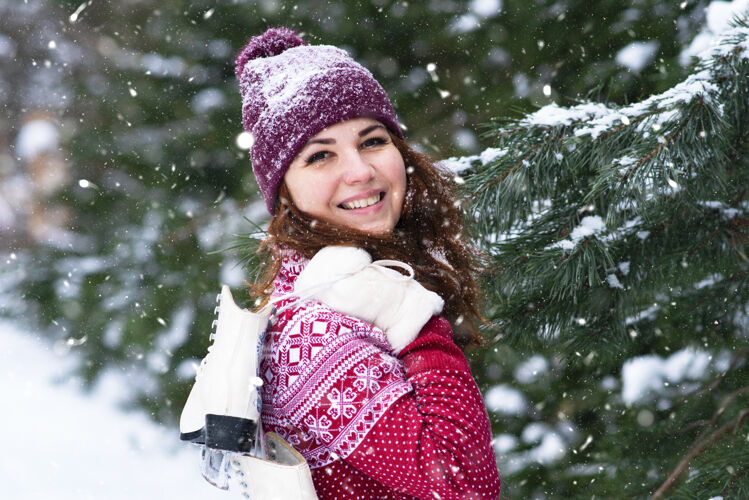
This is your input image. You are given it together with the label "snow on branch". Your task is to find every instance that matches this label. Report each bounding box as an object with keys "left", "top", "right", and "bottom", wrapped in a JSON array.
[{"left": 456, "top": 21, "right": 749, "bottom": 349}]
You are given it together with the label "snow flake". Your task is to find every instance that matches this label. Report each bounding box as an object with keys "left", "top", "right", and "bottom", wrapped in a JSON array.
[
  {"left": 615, "top": 41, "right": 659, "bottom": 72},
  {"left": 485, "top": 384, "right": 527, "bottom": 415},
  {"left": 606, "top": 274, "right": 624, "bottom": 289},
  {"left": 15, "top": 119, "right": 59, "bottom": 160},
  {"left": 492, "top": 433, "right": 518, "bottom": 453},
  {"left": 448, "top": 14, "right": 480, "bottom": 34},
  {"left": 548, "top": 216, "right": 606, "bottom": 251},
  {"left": 470, "top": 0, "right": 503, "bottom": 18},
  {"left": 69, "top": 2, "right": 89, "bottom": 23},
  {"left": 514, "top": 355, "right": 549, "bottom": 383},
  {"left": 621, "top": 348, "right": 713, "bottom": 405}
]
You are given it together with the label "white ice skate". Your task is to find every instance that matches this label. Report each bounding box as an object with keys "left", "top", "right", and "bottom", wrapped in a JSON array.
[
  {"left": 179, "top": 285, "right": 267, "bottom": 453},
  {"left": 179, "top": 285, "right": 319, "bottom": 498}
]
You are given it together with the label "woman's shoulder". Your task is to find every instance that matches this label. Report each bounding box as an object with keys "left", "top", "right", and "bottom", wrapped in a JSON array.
[
  {"left": 270, "top": 299, "right": 389, "bottom": 348},
  {"left": 260, "top": 299, "right": 397, "bottom": 398},
  {"left": 265, "top": 245, "right": 396, "bottom": 352}
]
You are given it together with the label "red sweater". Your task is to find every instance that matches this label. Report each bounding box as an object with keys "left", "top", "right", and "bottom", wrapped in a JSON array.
[{"left": 259, "top": 249, "right": 501, "bottom": 499}]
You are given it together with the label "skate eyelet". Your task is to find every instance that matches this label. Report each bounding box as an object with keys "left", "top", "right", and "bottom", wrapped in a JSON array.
[{"left": 240, "top": 481, "right": 248, "bottom": 488}]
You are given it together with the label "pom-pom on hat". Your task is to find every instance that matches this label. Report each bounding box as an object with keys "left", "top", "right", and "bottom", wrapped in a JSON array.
[{"left": 235, "top": 27, "right": 403, "bottom": 214}]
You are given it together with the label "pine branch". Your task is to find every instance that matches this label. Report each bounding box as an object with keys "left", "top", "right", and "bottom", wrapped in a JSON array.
[
  {"left": 686, "top": 225, "right": 725, "bottom": 259},
  {"left": 621, "top": 99, "right": 701, "bottom": 183},
  {"left": 652, "top": 408, "right": 749, "bottom": 499},
  {"left": 598, "top": 108, "right": 664, "bottom": 141},
  {"left": 722, "top": 465, "right": 749, "bottom": 497},
  {"left": 458, "top": 24, "right": 749, "bottom": 351},
  {"left": 671, "top": 347, "right": 749, "bottom": 412},
  {"left": 468, "top": 126, "right": 558, "bottom": 200}
]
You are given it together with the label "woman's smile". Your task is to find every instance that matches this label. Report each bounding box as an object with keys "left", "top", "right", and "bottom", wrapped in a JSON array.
[{"left": 338, "top": 190, "right": 384, "bottom": 211}]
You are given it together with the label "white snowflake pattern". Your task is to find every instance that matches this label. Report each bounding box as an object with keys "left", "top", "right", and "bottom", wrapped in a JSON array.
[
  {"left": 353, "top": 362, "right": 383, "bottom": 393},
  {"left": 326, "top": 387, "right": 358, "bottom": 420},
  {"left": 303, "top": 413, "right": 334, "bottom": 443},
  {"left": 380, "top": 357, "right": 399, "bottom": 375}
]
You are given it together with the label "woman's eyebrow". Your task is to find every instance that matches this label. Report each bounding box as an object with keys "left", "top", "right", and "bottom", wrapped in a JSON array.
[
  {"left": 358, "top": 124, "right": 386, "bottom": 136},
  {"left": 306, "top": 137, "right": 335, "bottom": 145},
  {"left": 304, "top": 124, "right": 386, "bottom": 147}
]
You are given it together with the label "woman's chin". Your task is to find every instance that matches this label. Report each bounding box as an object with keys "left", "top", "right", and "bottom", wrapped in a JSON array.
[
  {"left": 340, "top": 217, "right": 394, "bottom": 235},
  {"left": 333, "top": 208, "right": 397, "bottom": 235}
]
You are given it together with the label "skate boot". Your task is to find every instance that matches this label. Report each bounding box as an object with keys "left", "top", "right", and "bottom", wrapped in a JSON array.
[
  {"left": 179, "top": 285, "right": 268, "bottom": 453},
  {"left": 226, "top": 432, "right": 318, "bottom": 499}
]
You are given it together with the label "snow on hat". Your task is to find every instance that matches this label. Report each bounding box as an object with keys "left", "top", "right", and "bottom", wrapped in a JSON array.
[{"left": 235, "top": 27, "right": 403, "bottom": 214}]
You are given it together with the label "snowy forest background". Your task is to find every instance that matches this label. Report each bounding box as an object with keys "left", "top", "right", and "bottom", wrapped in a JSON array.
[{"left": 2, "top": 0, "right": 748, "bottom": 499}]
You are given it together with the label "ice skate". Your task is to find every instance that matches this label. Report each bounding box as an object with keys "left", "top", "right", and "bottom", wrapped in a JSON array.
[{"left": 179, "top": 285, "right": 267, "bottom": 453}]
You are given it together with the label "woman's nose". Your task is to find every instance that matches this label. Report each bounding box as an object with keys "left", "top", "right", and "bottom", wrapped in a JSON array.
[{"left": 341, "top": 151, "right": 375, "bottom": 184}]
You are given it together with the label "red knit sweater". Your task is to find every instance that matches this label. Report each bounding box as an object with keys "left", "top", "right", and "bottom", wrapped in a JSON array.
[{"left": 259, "top": 249, "right": 501, "bottom": 500}]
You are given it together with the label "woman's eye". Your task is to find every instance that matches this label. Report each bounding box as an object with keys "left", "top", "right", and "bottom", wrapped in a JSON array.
[
  {"left": 362, "top": 137, "right": 387, "bottom": 148},
  {"left": 306, "top": 151, "right": 329, "bottom": 164}
]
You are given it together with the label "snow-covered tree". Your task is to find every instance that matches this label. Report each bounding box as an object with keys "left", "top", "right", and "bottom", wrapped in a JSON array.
[{"left": 448, "top": 22, "right": 748, "bottom": 498}]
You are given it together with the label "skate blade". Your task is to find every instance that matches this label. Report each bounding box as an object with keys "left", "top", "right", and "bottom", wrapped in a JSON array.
[{"left": 180, "top": 427, "right": 206, "bottom": 444}]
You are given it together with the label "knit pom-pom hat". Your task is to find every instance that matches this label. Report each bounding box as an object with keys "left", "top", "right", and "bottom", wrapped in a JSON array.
[{"left": 235, "top": 27, "right": 403, "bottom": 214}]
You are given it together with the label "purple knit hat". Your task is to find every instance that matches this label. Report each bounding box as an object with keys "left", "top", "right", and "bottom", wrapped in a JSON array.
[{"left": 235, "top": 27, "right": 403, "bottom": 214}]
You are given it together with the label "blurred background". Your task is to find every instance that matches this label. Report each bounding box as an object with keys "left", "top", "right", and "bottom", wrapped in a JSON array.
[{"left": 1, "top": 0, "right": 746, "bottom": 498}]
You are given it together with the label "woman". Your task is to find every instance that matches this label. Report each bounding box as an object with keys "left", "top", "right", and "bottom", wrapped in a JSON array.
[{"left": 235, "top": 27, "right": 501, "bottom": 500}]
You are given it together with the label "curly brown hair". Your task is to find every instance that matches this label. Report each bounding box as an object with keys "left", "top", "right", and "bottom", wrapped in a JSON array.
[{"left": 252, "top": 134, "right": 486, "bottom": 348}]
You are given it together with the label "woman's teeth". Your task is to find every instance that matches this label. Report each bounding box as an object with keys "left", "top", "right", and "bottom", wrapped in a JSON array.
[{"left": 342, "top": 193, "right": 381, "bottom": 210}]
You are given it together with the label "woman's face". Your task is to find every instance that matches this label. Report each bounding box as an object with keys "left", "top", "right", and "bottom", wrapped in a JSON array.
[{"left": 283, "top": 118, "right": 407, "bottom": 235}]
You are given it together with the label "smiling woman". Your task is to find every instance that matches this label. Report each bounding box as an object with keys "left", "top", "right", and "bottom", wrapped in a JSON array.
[{"left": 229, "top": 27, "right": 501, "bottom": 499}]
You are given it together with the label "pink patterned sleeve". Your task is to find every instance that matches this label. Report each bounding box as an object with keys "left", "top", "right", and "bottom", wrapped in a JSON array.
[{"left": 261, "top": 302, "right": 413, "bottom": 468}]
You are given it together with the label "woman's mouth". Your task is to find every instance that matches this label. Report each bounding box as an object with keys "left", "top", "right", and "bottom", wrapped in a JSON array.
[{"left": 339, "top": 192, "right": 384, "bottom": 210}]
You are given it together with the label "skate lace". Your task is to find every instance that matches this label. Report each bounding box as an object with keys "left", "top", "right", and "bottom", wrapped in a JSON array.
[{"left": 193, "top": 292, "right": 223, "bottom": 380}]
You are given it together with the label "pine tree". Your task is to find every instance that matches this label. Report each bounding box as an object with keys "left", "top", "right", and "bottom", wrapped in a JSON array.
[{"left": 446, "top": 23, "right": 748, "bottom": 498}]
